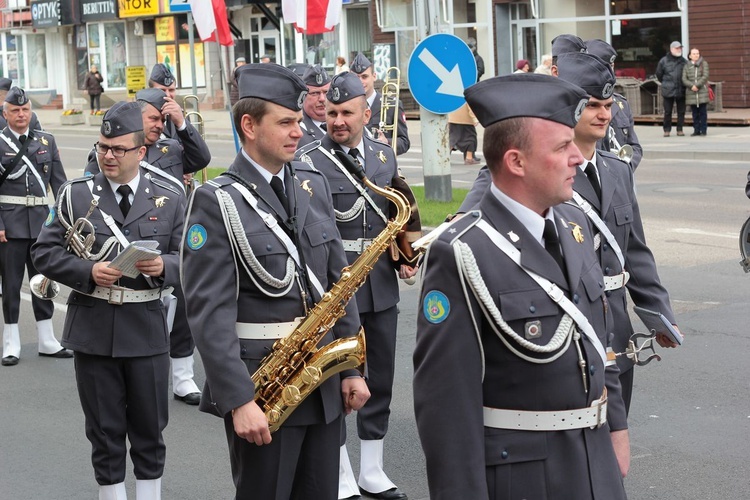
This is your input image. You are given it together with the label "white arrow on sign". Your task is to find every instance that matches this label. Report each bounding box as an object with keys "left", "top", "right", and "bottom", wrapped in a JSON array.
[{"left": 417, "top": 48, "right": 465, "bottom": 97}]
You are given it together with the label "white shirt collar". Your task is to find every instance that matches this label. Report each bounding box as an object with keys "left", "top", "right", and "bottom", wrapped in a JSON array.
[
  {"left": 9, "top": 128, "right": 30, "bottom": 141},
  {"left": 490, "top": 183, "right": 557, "bottom": 246},
  {"left": 342, "top": 140, "right": 366, "bottom": 163},
  {"left": 242, "top": 149, "right": 285, "bottom": 188},
  {"left": 578, "top": 152, "right": 599, "bottom": 175},
  {"left": 366, "top": 92, "right": 377, "bottom": 108},
  {"left": 107, "top": 174, "right": 141, "bottom": 202}
]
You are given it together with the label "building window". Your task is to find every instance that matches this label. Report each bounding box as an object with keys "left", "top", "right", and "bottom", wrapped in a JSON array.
[
  {"left": 87, "top": 21, "right": 127, "bottom": 89},
  {"left": 0, "top": 34, "right": 18, "bottom": 81},
  {"left": 155, "top": 15, "right": 205, "bottom": 89}
]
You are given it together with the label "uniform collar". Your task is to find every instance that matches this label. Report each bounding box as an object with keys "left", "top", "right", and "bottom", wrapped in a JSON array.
[
  {"left": 106, "top": 174, "right": 141, "bottom": 200},
  {"left": 490, "top": 183, "right": 556, "bottom": 246},
  {"left": 241, "top": 148, "right": 285, "bottom": 188}
]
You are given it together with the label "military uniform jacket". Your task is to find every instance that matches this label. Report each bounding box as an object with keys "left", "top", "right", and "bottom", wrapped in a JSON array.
[
  {"left": 298, "top": 134, "right": 399, "bottom": 313},
  {"left": 574, "top": 151, "right": 674, "bottom": 371},
  {"left": 161, "top": 119, "right": 212, "bottom": 173},
  {"left": 596, "top": 93, "right": 643, "bottom": 169},
  {"left": 181, "top": 155, "right": 361, "bottom": 425},
  {"left": 0, "top": 128, "right": 66, "bottom": 238},
  {"left": 367, "top": 92, "right": 411, "bottom": 155},
  {"left": 30, "top": 171, "right": 184, "bottom": 357},
  {"left": 413, "top": 193, "right": 627, "bottom": 500},
  {"left": 297, "top": 112, "right": 326, "bottom": 148}
]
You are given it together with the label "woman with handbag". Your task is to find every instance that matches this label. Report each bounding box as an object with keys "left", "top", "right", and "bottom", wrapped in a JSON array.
[
  {"left": 83, "top": 65, "right": 104, "bottom": 114},
  {"left": 682, "top": 48, "right": 710, "bottom": 136}
]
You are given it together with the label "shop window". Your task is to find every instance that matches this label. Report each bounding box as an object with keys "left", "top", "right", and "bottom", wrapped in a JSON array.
[
  {"left": 155, "top": 15, "right": 205, "bottom": 89},
  {"left": 87, "top": 21, "right": 127, "bottom": 89}
]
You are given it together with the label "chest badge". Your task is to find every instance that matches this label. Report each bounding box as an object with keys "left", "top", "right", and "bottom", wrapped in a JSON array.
[
  {"left": 300, "top": 179, "right": 313, "bottom": 197},
  {"left": 377, "top": 150, "right": 387, "bottom": 163},
  {"left": 40, "top": 136, "right": 48, "bottom": 146},
  {"left": 569, "top": 222, "right": 585, "bottom": 243},
  {"left": 161, "top": 146, "right": 169, "bottom": 154},
  {"left": 152, "top": 195, "right": 169, "bottom": 208},
  {"left": 43, "top": 165, "right": 49, "bottom": 173}
]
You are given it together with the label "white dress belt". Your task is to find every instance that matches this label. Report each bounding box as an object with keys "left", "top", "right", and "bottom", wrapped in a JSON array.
[
  {"left": 483, "top": 390, "right": 608, "bottom": 431},
  {"left": 0, "top": 195, "right": 49, "bottom": 206},
  {"left": 603, "top": 271, "right": 630, "bottom": 291},
  {"left": 236, "top": 318, "right": 303, "bottom": 340},
  {"left": 83, "top": 285, "right": 174, "bottom": 305},
  {"left": 342, "top": 238, "right": 373, "bottom": 254}
]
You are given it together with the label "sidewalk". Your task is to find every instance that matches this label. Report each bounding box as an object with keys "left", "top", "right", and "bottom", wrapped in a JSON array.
[{"left": 32, "top": 106, "right": 750, "bottom": 162}]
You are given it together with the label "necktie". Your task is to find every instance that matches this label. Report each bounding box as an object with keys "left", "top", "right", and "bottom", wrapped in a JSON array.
[
  {"left": 348, "top": 148, "right": 362, "bottom": 167},
  {"left": 270, "top": 176, "right": 290, "bottom": 216},
  {"left": 117, "top": 185, "right": 132, "bottom": 217},
  {"left": 18, "top": 134, "right": 26, "bottom": 145},
  {"left": 585, "top": 162, "right": 602, "bottom": 201},
  {"left": 543, "top": 219, "right": 565, "bottom": 274},
  {"left": 319, "top": 123, "right": 327, "bottom": 132}
]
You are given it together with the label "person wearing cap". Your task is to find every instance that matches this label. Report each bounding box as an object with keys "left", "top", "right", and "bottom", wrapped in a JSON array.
[
  {"left": 147, "top": 63, "right": 212, "bottom": 163},
  {"left": 0, "top": 87, "right": 69, "bottom": 366},
  {"left": 514, "top": 59, "right": 530, "bottom": 73},
  {"left": 549, "top": 34, "right": 588, "bottom": 76},
  {"left": 260, "top": 54, "right": 272, "bottom": 63},
  {"left": 656, "top": 41, "right": 687, "bottom": 137},
  {"left": 0, "top": 78, "right": 42, "bottom": 132},
  {"left": 556, "top": 51, "right": 680, "bottom": 414},
  {"left": 181, "top": 63, "right": 369, "bottom": 499},
  {"left": 294, "top": 71, "right": 416, "bottom": 500},
  {"left": 413, "top": 73, "right": 629, "bottom": 500},
  {"left": 228, "top": 57, "right": 247, "bottom": 106},
  {"left": 350, "top": 52, "right": 411, "bottom": 156},
  {"left": 85, "top": 87, "right": 207, "bottom": 406},
  {"left": 31, "top": 100, "right": 185, "bottom": 499},
  {"left": 298, "top": 64, "right": 331, "bottom": 147},
  {"left": 586, "top": 38, "right": 644, "bottom": 169}
]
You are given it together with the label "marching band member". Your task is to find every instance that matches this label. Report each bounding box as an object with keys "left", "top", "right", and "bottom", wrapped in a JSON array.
[{"left": 298, "top": 64, "right": 330, "bottom": 147}]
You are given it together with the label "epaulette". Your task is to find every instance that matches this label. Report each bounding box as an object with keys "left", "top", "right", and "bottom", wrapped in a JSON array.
[
  {"left": 292, "top": 155, "right": 320, "bottom": 173},
  {"left": 413, "top": 210, "right": 482, "bottom": 251},
  {"left": 149, "top": 175, "right": 183, "bottom": 196},
  {"left": 34, "top": 129, "right": 54, "bottom": 137},
  {"left": 613, "top": 92, "right": 627, "bottom": 102},
  {"left": 562, "top": 199, "right": 586, "bottom": 213},
  {"left": 295, "top": 140, "right": 321, "bottom": 158}
]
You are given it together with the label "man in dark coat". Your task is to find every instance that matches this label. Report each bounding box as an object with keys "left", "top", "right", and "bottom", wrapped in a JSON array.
[{"left": 655, "top": 41, "right": 687, "bottom": 137}]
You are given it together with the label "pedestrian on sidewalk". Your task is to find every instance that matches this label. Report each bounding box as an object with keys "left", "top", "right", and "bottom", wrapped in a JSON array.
[
  {"left": 655, "top": 41, "right": 687, "bottom": 137},
  {"left": 682, "top": 47, "right": 710, "bottom": 136},
  {"left": 449, "top": 102, "right": 481, "bottom": 164},
  {"left": 83, "top": 65, "right": 104, "bottom": 114}
]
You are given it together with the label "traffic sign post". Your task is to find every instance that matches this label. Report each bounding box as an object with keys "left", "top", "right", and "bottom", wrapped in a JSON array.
[{"left": 408, "top": 32, "right": 477, "bottom": 202}]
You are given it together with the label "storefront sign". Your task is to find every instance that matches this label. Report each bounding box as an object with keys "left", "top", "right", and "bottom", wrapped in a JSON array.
[
  {"left": 31, "top": 0, "right": 60, "bottom": 28},
  {"left": 118, "top": 0, "right": 159, "bottom": 18},
  {"left": 81, "top": 0, "right": 118, "bottom": 21},
  {"left": 126, "top": 65, "right": 147, "bottom": 97}
]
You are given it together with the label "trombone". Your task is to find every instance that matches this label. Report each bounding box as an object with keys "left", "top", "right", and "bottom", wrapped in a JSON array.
[
  {"left": 183, "top": 95, "right": 207, "bottom": 191},
  {"left": 379, "top": 67, "right": 400, "bottom": 152}
]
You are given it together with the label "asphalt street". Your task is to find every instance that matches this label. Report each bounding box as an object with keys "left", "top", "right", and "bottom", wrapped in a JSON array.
[{"left": 1, "top": 112, "right": 749, "bottom": 499}]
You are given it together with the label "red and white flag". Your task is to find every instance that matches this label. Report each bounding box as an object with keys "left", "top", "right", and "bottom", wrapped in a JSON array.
[
  {"left": 282, "top": 0, "right": 342, "bottom": 35},
  {"left": 188, "top": 0, "right": 233, "bottom": 46}
]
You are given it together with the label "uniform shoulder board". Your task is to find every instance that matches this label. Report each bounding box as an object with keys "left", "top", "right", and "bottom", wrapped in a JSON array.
[
  {"left": 295, "top": 140, "right": 321, "bottom": 158},
  {"left": 207, "top": 174, "right": 235, "bottom": 189},
  {"left": 363, "top": 136, "right": 396, "bottom": 162},
  {"left": 67, "top": 175, "right": 92, "bottom": 185},
  {"left": 613, "top": 92, "right": 627, "bottom": 102},
  {"left": 562, "top": 199, "right": 586, "bottom": 213},
  {"left": 149, "top": 175, "right": 183, "bottom": 196},
  {"left": 291, "top": 159, "right": 320, "bottom": 175},
  {"left": 413, "top": 210, "right": 482, "bottom": 251}
]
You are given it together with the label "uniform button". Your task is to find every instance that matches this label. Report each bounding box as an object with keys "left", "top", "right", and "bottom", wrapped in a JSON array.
[
  {"left": 590, "top": 364, "right": 596, "bottom": 375},
  {"left": 153, "top": 228, "right": 158, "bottom": 233},
  {"left": 529, "top": 305, "right": 536, "bottom": 313},
  {"left": 266, "top": 244, "right": 272, "bottom": 251},
  {"left": 322, "top": 232, "right": 327, "bottom": 239},
  {"left": 30, "top": 182, "right": 34, "bottom": 186},
  {"left": 241, "top": 347, "right": 247, "bottom": 355},
  {"left": 598, "top": 281, "right": 603, "bottom": 288},
  {"left": 602, "top": 243, "right": 609, "bottom": 251},
  {"left": 472, "top": 212, "right": 479, "bottom": 218},
  {"left": 625, "top": 215, "right": 630, "bottom": 221},
  {"left": 367, "top": 224, "right": 373, "bottom": 230},
  {"left": 605, "top": 290, "right": 611, "bottom": 297},
  {"left": 366, "top": 206, "right": 371, "bottom": 211},
  {"left": 75, "top": 282, "right": 81, "bottom": 287},
  {"left": 93, "top": 225, "right": 98, "bottom": 230},
  {"left": 339, "top": 186, "right": 344, "bottom": 191},
  {"left": 604, "top": 267, "right": 611, "bottom": 274},
  {"left": 501, "top": 450, "right": 509, "bottom": 459},
  {"left": 123, "top": 229, "right": 130, "bottom": 236},
  {"left": 573, "top": 294, "right": 579, "bottom": 304}
]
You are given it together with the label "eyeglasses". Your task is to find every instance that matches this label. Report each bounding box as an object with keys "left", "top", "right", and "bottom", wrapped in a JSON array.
[
  {"left": 307, "top": 91, "right": 327, "bottom": 98},
  {"left": 94, "top": 142, "right": 140, "bottom": 158}
]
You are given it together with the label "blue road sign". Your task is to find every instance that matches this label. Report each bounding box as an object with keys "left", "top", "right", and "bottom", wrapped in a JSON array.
[
  {"left": 170, "top": 0, "right": 192, "bottom": 13},
  {"left": 407, "top": 34, "right": 477, "bottom": 115}
]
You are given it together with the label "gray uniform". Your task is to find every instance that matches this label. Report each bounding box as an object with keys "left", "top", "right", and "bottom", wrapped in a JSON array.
[
  {"left": 299, "top": 134, "right": 401, "bottom": 440},
  {"left": 596, "top": 93, "right": 643, "bottom": 170},
  {"left": 367, "top": 92, "right": 411, "bottom": 156},
  {"left": 0, "top": 128, "right": 66, "bottom": 323},
  {"left": 298, "top": 112, "right": 326, "bottom": 148},
  {"left": 30, "top": 171, "right": 184, "bottom": 484},
  {"left": 414, "top": 193, "right": 627, "bottom": 500},
  {"left": 161, "top": 118, "right": 212, "bottom": 172},
  {"left": 181, "top": 155, "right": 361, "bottom": 499}
]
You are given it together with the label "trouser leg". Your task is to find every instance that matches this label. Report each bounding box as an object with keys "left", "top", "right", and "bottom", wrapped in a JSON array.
[
  {"left": 676, "top": 96, "right": 686, "bottom": 131},
  {"left": 662, "top": 98, "right": 674, "bottom": 131}
]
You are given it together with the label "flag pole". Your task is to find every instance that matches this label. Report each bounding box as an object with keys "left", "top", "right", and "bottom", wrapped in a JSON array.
[{"left": 188, "top": 12, "right": 198, "bottom": 96}]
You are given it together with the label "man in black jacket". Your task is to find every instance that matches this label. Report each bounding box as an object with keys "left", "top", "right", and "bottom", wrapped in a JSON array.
[{"left": 655, "top": 41, "right": 687, "bottom": 137}]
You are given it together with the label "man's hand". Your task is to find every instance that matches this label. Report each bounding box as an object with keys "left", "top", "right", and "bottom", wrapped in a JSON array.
[
  {"left": 656, "top": 324, "right": 682, "bottom": 348},
  {"left": 372, "top": 128, "right": 389, "bottom": 145},
  {"left": 161, "top": 97, "right": 185, "bottom": 128},
  {"left": 610, "top": 429, "right": 630, "bottom": 478},
  {"left": 92, "top": 262, "right": 123, "bottom": 287},
  {"left": 398, "top": 264, "right": 418, "bottom": 280},
  {"left": 341, "top": 377, "right": 370, "bottom": 414},
  {"left": 0, "top": 230, "right": 6, "bottom": 243},
  {"left": 233, "top": 400, "right": 272, "bottom": 446},
  {"left": 135, "top": 255, "right": 164, "bottom": 278}
]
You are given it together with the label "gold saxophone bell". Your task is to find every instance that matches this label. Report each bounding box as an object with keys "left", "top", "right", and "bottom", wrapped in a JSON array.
[{"left": 30, "top": 274, "right": 59, "bottom": 300}]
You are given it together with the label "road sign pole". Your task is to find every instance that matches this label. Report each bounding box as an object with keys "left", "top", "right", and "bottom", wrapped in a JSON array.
[{"left": 419, "top": 0, "right": 452, "bottom": 202}]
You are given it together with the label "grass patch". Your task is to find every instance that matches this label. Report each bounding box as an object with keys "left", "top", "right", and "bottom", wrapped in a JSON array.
[
  {"left": 411, "top": 185, "right": 468, "bottom": 228},
  {"left": 205, "top": 167, "right": 226, "bottom": 180}
]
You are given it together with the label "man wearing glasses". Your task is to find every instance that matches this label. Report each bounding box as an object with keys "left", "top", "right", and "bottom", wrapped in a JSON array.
[
  {"left": 298, "top": 64, "right": 330, "bottom": 148},
  {"left": 32, "top": 101, "right": 185, "bottom": 500}
]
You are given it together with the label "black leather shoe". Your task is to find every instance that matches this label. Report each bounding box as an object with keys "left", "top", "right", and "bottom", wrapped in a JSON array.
[
  {"left": 359, "top": 487, "right": 407, "bottom": 500},
  {"left": 39, "top": 348, "right": 73, "bottom": 358},
  {"left": 1, "top": 355, "right": 18, "bottom": 366},
  {"left": 174, "top": 392, "right": 201, "bottom": 405}
]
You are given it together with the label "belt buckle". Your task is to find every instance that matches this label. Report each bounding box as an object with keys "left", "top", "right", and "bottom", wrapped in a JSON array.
[
  {"left": 108, "top": 285, "right": 126, "bottom": 305},
  {"left": 263, "top": 213, "right": 278, "bottom": 229},
  {"left": 547, "top": 283, "right": 564, "bottom": 302},
  {"left": 26, "top": 195, "right": 36, "bottom": 207},
  {"left": 592, "top": 391, "right": 608, "bottom": 428},
  {"left": 360, "top": 239, "right": 372, "bottom": 253}
]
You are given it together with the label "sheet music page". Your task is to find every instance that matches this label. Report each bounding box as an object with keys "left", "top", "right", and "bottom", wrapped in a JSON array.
[{"left": 107, "top": 241, "right": 161, "bottom": 278}]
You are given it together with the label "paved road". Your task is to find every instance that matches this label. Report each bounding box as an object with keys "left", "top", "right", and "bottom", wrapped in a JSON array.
[{"left": 1, "top": 115, "right": 749, "bottom": 498}]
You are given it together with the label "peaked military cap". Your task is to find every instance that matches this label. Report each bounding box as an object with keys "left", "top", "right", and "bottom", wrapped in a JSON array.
[
  {"left": 350, "top": 52, "right": 372, "bottom": 74},
  {"left": 101, "top": 101, "right": 143, "bottom": 138},
  {"left": 136, "top": 88, "right": 167, "bottom": 112},
  {"left": 236, "top": 63, "right": 308, "bottom": 111},
  {"left": 5, "top": 87, "right": 28, "bottom": 106},
  {"left": 0, "top": 78, "right": 12, "bottom": 92},
  {"left": 149, "top": 63, "right": 175, "bottom": 86},
  {"left": 556, "top": 52, "right": 616, "bottom": 100},
  {"left": 586, "top": 39, "right": 618, "bottom": 65},
  {"left": 326, "top": 71, "right": 366, "bottom": 104},
  {"left": 464, "top": 74, "right": 589, "bottom": 129},
  {"left": 302, "top": 64, "right": 331, "bottom": 88},
  {"left": 551, "top": 34, "right": 587, "bottom": 57}
]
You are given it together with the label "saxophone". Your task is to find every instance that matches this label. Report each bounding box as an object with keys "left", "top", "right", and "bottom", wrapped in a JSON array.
[{"left": 252, "top": 151, "right": 410, "bottom": 433}]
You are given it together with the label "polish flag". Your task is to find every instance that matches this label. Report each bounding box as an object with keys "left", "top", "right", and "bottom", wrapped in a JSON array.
[
  {"left": 189, "top": 0, "right": 233, "bottom": 46},
  {"left": 282, "top": 0, "right": 343, "bottom": 35}
]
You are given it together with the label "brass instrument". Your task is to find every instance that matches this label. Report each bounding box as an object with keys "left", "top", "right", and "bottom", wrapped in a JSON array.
[
  {"left": 30, "top": 274, "right": 59, "bottom": 300},
  {"left": 739, "top": 215, "right": 750, "bottom": 272},
  {"left": 378, "top": 67, "right": 401, "bottom": 152},
  {"left": 251, "top": 150, "right": 411, "bottom": 432},
  {"left": 607, "top": 126, "right": 633, "bottom": 163},
  {"left": 183, "top": 94, "right": 207, "bottom": 190}
]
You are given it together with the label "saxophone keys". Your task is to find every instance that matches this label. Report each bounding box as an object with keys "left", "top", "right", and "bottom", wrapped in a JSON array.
[
  {"left": 282, "top": 385, "right": 303, "bottom": 405},
  {"left": 301, "top": 366, "right": 322, "bottom": 385}
]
